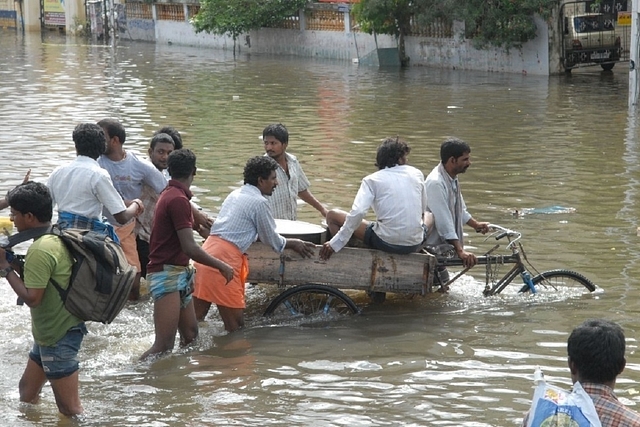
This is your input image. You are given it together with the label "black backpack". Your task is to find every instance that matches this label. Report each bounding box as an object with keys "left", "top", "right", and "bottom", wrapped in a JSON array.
[{"left": 4, "top": 225, "right": 136, "bottom": 324}]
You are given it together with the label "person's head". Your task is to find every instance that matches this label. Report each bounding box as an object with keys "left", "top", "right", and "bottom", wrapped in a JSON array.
[
  {"left": 72, "top": 123, "right": 107, "bottom": 160},
  {"left": 263, "top": 123, "right": 289, "bottom": 160},
  {"left": 148, "top": 133, "right": 175, "bottom": 171},
  {"left": 97, "top": 119, "right": 126, "bottom": 155},
  {"left": 567, "top": 319, "right": 626, "bottom": 385},
  {"left": 376, "top": 136, "right": 411, "bottom": 170},
  {"left": 244, "top": 156, "right": 279, "bottom": 196},
  {"left": 8, "top": 181, "right": 53, "bottom": 230},
  {"left": 440, "top": 137, "right": 471, "bottom": 176},
  {"left": 156, "top": 126, "right": 183, "bottom": 150},
  {"left": 167, "top": 149, "right": 197, "bottom": 181}
]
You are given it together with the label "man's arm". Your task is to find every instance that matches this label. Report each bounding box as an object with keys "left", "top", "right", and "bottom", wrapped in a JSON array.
[
  {"left": 144, "top": 161, "right": 169, "bottom": 195},
  {"left": 467, "top": 217, "right": 490, "bottom": 234},
  {"left": 0, "top": 170, "right": 32, "bottom": 211},
  {"left": 0, "top": 247, "right": 46, "bottom": 307},
  {"left": 425, "top": 180, "right": 458, "bottom": 241},
  {"left": 176, "top": 228, "right": 233, "bottom": 283},
  {"left": 321, "top": 180, "right": 374, "bottom": 259},
  {"left": 298, "top": 189, "right": 328, "bottom": 217},
  {"left": 191, "top": 203, "right": 213, "bottom": 238},
  {"left": 113, "top": 199, "right": 144, "bottom": 225}
]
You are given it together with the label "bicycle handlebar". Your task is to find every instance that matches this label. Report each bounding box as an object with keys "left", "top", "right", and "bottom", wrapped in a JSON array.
[{"left": 487, "top": 224, "right": 521, "bottom": 248}]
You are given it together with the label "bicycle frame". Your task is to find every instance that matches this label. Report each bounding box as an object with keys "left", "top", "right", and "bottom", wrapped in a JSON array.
[{"left": 432, "top": 224, "right": 538, "bottom": 296}]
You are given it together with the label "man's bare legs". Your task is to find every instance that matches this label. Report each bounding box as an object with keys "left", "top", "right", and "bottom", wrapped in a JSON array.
[
  {"left": 140, "top": 292, "right": 198, "bottom": 360},
  {"left": 324, "top": 209, "right": 368, "bottom": 241},
  {"left": 217, "top": 305, "right": 245, "bottom": 332},
  {"left": 19, "top": 358, "right": 83, "bottom": 416}
]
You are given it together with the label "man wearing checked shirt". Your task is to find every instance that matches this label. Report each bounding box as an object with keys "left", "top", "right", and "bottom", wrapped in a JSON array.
[{"left": 263, "top": 123, "right": 327, "bottom": 220}]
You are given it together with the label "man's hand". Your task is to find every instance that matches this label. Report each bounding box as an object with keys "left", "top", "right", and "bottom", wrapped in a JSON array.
[
  {"left": 319, "top": 242, "right": 335, "bottom": 260},
  {"left": 22, "top": 169, "right": 31, "bottom": 184},
  {"left": 219, "top": 262, "right": 234, "bottom": 285},
  {"left": 474, "top": 221, "right": 491, "bottom": 234},
  {"left": 286, "top": 239, "right": 315, "bottom": 258},
  {"left": 457, "top": 249, "right": 478, "bottom": 268},
  {"left": 193, "top": 209, "right": 213, "bottom": 231},
  {"left": 128, "top": 199, "right": 144, "bottom": 216},
  {"left": 0, "top": 248, "right": 9, "bottom": 269}
]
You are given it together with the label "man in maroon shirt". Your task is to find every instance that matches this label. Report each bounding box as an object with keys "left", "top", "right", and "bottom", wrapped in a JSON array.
[{"left": 140, "top": 149, "right": 233, "bottom": 361}]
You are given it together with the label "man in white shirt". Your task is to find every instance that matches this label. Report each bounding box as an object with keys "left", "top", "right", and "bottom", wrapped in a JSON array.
[
  {"left": 319, "top": 137, "right": 427, "bottom": 260},
  {"left": 263, "top": 123, "right": 327, "bottom": 220},
  {"left": 47, "top": 123, "right": 142, "bottom": 242}
]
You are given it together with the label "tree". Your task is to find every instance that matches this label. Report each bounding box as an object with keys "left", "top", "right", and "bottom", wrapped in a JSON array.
[
  {"left": 460, "top": 0, "right": 556, "bottom": 49},
  {"left": 353, "top": 0, "right": 556, "bottom": 63},
  {"left": 351, "top": 0, "right": 414, "bottom": 67},
  {"left": 192, "top": 0, "right": 308, "bottom": 55}
]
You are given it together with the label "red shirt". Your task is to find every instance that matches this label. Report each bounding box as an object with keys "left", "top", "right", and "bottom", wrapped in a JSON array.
[{"left": 147, "top": 180, "right": 193, "bottom": 273}]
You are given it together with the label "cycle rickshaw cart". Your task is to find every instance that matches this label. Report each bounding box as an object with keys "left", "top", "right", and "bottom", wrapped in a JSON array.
[{"left": 249, "top": 221, "right": 597, "bottom": 319}]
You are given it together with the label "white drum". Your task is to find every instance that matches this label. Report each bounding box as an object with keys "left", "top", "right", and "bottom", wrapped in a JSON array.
[{"left": 274, "top": 219, "right": 327, "bottom": 244}]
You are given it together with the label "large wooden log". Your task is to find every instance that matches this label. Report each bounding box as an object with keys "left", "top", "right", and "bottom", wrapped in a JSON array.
[{"left": 245, "top": 242, "right": 436, "bottom": 295}]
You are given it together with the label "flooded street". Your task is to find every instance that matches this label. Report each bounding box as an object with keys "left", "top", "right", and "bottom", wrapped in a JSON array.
[{"left": 1, "top": 30, "right": 640, "bottom": 426}]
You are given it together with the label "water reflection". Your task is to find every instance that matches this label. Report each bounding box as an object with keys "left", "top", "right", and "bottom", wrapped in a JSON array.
[{"left": 1, "top": 29, "right": 639, "bottom": 426}]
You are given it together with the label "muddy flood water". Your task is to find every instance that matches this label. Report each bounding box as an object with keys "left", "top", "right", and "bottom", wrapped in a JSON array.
[{"left": 1, "top": 30, "right": 640, "bottom": 426}]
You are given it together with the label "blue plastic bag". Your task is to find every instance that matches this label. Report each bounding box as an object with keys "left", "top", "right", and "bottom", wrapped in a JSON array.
[{"left": 526, "top": 368, "right": 601, "bottom": 427}]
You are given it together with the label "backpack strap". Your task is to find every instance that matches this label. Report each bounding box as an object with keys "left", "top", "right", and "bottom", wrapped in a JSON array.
[{"left": 2, "top": 225, "right": 53, "bottom": 249}]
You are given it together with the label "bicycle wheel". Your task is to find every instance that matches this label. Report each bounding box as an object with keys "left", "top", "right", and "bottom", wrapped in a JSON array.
[
  {"left": 519, "top": 269, "right": 596, "bottom": 294},
  {"left": 264, "top": 284, "right": 360, "bottom": 318}
]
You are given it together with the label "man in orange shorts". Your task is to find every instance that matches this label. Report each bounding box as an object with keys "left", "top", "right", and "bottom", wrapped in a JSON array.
[{"left": 193, "top": 156, "right": 315, "bottom": 332}]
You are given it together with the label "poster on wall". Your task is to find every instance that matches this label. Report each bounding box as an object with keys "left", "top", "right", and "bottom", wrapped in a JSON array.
[
  {"left": 88, "top": 1, "right": 104, "bottom": 37},
  {"left": 43, "top": 0, "right": 65, "bottom": 26}
]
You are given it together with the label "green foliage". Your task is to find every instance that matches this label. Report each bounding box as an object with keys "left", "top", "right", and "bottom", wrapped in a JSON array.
[
  {"left": 351, "top": 0, "right": 416, "bottom": 66},
  {"left": 351, "top": 0, "right": 413, "bottom": 37},
  {"left": 352, "top": 0, "right": 558, "bottom": 50},
  {"left": 460, "top": 0, "right": 556, "bottom": 48},
  {"left": 192, "top": 0, "right": 308, "bottom": 40}
]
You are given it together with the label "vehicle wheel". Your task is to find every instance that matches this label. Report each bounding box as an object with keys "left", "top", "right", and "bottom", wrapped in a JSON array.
[
  {"left": 264, "top": 284, "right": 360, "bottom": 318},
  {"left": 519, "top": 269, "right": 596, "bottom": 294},
  {"left": 601, "top": 63, "right": 615, "bottom": 71}
]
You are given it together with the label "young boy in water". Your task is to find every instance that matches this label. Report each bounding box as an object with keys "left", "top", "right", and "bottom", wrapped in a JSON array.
[
  {"left": 140, "top": 149, "right": 233, "bottom": 360},
  {"left": 0, "top": 182, "right": 86, "bottom": 416}
]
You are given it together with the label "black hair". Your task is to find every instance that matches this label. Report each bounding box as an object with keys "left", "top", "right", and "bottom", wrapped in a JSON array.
[
  {"left": 97, "top": 118, "right": 126, "bottom": 144},
  {"left": 150, "top": 133, "right": 175, "bottom": 150},
  {"left": 155, "top": 126, "right": 183, "bottom": 150},
  {"left": 244, "top": 156, "right": 278, "bottom": 186},
  {"left": 568, "top": 319, "right": 626, "bottom": 383},
  {"left": 72, "top": 123, "right": 106, "bottom": 160},
  {"left": 440, "top": 137, "right": 471, "bottom": 163},
  {"left": 8, "top": 181, "right": 53, "bottom": 223},
  {"left": 262, "top": 123, "right": 289, "bottom": 145},
  {"left": 376, "top": 136, "right": 411, "bottom": 170},
  {"left": 167, "top": 149, "right": 196, "bottom": 179}
]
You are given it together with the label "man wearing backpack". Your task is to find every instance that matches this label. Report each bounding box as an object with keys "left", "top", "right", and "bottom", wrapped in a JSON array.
[
  {"left": 0, "top": 182, "right": 86, "bottom": 416},
  {"left": 140, "top": 149, "right": 233, "bottom": 360}
]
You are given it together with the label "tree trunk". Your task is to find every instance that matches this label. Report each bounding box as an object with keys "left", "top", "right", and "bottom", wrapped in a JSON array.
[{"left": 398, "top": 32, "right": 409, "bottom": 67}]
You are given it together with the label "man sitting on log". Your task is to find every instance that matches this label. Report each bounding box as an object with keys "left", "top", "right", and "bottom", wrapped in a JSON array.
[{"left": 319, "top": 136, "right": 427, "bottom": 260}]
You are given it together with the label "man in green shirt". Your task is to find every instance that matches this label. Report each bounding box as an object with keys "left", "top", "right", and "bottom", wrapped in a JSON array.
[{"left": 0, "top": 182, "right": 86, "bottom": 417}]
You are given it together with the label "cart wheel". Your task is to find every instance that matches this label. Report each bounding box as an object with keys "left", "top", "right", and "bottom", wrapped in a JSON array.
[{"left": 264, "top": 284, "right": 360, "bottom": 318}]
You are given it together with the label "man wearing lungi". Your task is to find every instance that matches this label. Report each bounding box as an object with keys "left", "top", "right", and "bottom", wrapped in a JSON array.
[{"left": 193, "top": 156, "right": 315, "bottom": 332}]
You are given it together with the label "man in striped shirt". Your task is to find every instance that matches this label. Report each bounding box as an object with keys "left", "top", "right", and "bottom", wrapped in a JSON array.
[
  {"left": 193, "top": 156, "right": 315, "bottom": 332},
  {"left": 522, "top": 319, "right": 640, "bottom": 426}
]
